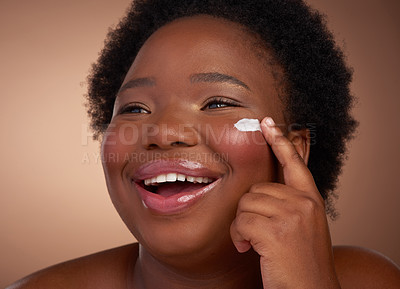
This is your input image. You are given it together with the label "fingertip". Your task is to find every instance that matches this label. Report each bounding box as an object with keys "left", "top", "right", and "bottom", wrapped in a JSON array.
[
  {"left": 262, "top": 117, "right": 284, "bottom": 136},
  {"left": 263, "top": 117, "right": 275, "bottom": 127},
  {"left": 261, "top": 117, "right": 278, "bottom": 141}
]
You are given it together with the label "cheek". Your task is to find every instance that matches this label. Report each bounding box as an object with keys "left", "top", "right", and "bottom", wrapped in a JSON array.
[
  {"left": 208, "top": 126, "right": 276, "bottom": 180},
  {"left": 101, "top": 123, "right": 140, "bottom": 166},
  {"left": 101, "top": 125, "right": 143, "bottom": 227},
  {"left": 101, "top": 127, "right": 125, "bottom": 170},
  {"left": 224, "top": 129, "right": 271, "bottom": 163},
  {"left": 100, "top": 124, "right": 139, "bottom": 196}
]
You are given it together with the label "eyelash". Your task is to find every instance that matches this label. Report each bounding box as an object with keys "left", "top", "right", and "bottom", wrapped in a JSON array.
[
  {"left": 202, "top": 97, "right": 240, "bottom": 110},
  {"left": 119, "top": 103, "right": 150, "bottom": 114}
]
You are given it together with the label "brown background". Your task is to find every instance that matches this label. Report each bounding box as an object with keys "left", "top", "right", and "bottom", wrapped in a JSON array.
[{"left": 1, "top": 0, "right": 399, "bottom": 287}]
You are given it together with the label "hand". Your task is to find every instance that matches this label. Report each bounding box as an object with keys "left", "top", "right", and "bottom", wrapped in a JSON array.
[{"left": 230, "top": 117, "right": 341, "bottom": 289}]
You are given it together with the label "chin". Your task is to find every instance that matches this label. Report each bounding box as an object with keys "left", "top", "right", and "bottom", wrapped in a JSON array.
[{"left": 130, "top": 211, "right": 235, "bottom": 261}]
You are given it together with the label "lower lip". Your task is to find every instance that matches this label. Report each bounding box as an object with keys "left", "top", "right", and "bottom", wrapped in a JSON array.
[{"left": 135, "top": 180, "right": 220, "bottom": 215}]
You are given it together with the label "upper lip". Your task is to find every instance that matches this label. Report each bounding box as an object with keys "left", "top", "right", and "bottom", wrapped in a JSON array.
[{"left": 132, "top": 159, "right": 223, "bottom": 182}]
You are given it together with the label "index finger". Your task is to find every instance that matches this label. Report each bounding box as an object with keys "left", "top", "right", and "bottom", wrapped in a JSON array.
[{"left": 261, "top": 117, "right": 318, "bottom": 195}]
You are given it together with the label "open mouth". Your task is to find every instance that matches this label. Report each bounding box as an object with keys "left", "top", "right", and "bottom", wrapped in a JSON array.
[
  {"left": 132, "top": 159, "right": 223, "bottom": 213},
  {"left": 138, "top": 173, "right": 215, "bottom": 198}
]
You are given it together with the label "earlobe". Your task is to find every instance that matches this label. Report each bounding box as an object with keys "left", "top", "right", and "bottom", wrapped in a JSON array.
[{"left": 287, "top": 129, "right": 310, "bottom": 165}]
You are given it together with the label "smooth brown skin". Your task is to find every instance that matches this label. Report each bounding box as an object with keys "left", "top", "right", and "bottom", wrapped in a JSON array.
[{"left": 7, "top": 16, "right": 400, "bottom": 289}]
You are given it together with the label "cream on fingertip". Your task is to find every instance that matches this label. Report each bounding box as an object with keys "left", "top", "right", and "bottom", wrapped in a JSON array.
[{"left": 234, "top": 118, "right": 261, "bottom": 132}]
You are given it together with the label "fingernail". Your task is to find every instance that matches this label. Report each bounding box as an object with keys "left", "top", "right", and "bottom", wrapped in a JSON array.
[{"left": 264, "top": 117, "right": 275, "bottom": 127}]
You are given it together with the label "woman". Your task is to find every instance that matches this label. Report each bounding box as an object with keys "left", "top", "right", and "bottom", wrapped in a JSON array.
[{"left": 8, "top": 0, "right": 400, "bottom": 288}]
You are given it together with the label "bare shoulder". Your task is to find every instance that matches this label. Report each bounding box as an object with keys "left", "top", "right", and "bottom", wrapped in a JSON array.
[
  {"left": 333, "top": 245, "right": 400, "bottom": 289},
  {"left": 6, "top": 243, "right": 139, "bottom": 289}
]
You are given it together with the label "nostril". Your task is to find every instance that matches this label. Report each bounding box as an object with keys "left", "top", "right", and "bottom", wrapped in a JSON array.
[
  {"left": 171, "top": 141, "right": 189, "bottom": 147},
  {"left": 147, "top": 143, "right": 159, "bottom": 150}
]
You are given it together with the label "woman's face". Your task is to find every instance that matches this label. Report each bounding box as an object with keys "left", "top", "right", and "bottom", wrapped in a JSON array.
[{"left": 102, "top": 16, "right": 285, "bottom": 262}]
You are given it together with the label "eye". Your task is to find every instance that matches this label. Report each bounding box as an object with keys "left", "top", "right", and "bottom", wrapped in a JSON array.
[
  {"left": 119, "top": 103, "right": 150, "bottom": 114},
  {"left": 202, "top": 97, "right": 240, "bottom": 110}
]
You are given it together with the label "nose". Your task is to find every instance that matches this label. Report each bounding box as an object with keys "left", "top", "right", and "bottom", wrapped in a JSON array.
[{"left": 142, "top": 115, "right": 199, "bottom": 150}]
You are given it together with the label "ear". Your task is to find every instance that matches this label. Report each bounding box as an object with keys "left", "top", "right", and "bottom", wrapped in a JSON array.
[{"left": 287, "top": 129, "right": 310, "bottom": 165}]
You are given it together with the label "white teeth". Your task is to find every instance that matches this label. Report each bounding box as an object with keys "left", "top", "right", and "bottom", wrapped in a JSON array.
[
  {"left": 143, "top": 173, "right": 213, "bottom": 186},
  {"left": 166, "top": 173, "right": 177, "bottom": 182},
  {"left": 186, "top": 176, "right": 195, "bottom": 183},
  {"left": 156, "top": 174, "right": 166, "bottom": 183},
  {"left": 177, "top": 174, "right": 186, "bottom": 181}
]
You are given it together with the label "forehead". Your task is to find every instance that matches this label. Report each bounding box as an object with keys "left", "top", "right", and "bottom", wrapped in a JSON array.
[
  {"left": 127, "top": 15, "right": 275, "bottom": 81},
  {"left": 142, "top": 15, "right": 259, "bottom": 54},
  {"left": 121, "top": 15, "right": 284, "bottom": 120}
]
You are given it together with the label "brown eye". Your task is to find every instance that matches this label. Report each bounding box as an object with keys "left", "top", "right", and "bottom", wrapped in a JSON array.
[
  {"left": 202, "top": 97, "right": 240, "bottom": 110},
  {"left": 119, "top": 103, "right": 150, "bottom": 114},
  {"left": 208, "top": 102, "right": 229, "bottom": 109}
]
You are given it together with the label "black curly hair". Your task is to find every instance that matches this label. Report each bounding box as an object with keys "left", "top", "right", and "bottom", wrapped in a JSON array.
[{"left": 86, "top": 0, "right": 357, "bottom": 217}]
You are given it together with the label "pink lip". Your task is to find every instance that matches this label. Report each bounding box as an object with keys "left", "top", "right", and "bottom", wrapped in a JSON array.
[
  {"left": 135, "top": 179, "right": 221, "bottom": 215},
  {"left": 132, "top": 159, "right": 223, "bottom": 215}
]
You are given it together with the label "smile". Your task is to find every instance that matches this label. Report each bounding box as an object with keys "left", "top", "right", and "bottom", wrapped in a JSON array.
[
  {"left": 132, "top": 160, "right": 222, "bottom": 215},
  {"left": 143, "top": 173, "right": 213, "bottom": 186}
]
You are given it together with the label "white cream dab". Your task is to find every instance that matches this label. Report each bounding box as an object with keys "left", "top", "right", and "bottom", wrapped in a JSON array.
[{"left": 234, "top": 118, "right": 261, "bottom": 132}]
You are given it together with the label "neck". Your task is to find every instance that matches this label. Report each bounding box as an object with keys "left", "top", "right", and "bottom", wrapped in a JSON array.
[{"left": 131, "top": 244, "right": 262, "bottom": 289}]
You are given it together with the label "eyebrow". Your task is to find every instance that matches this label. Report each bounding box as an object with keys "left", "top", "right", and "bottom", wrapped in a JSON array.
[
  {"left": 118, "top": 72, "right": 250, "bottom": 94},
  {"left": 118, "top": 77, "right": 156, "bottom": 93},
  {"left": 190, "top": 72, "right": 250, "bottom": 90}
]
